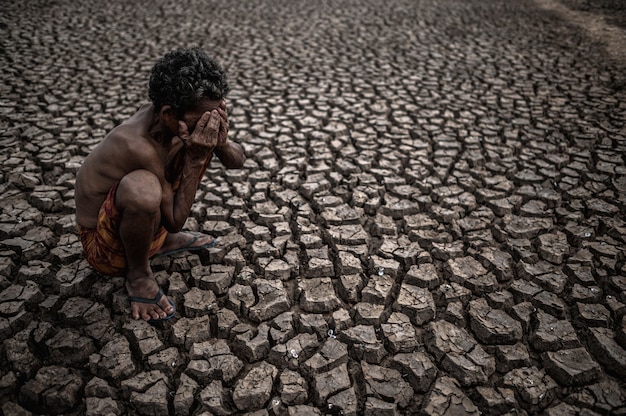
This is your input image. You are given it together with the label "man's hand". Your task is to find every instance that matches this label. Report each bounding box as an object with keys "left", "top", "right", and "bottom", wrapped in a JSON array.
[
  {"left": 178, "top": 110, "right": 223, "bottom": 165},
  {"left": 215, "top": 99, "right": 229, "bottom": 148}
]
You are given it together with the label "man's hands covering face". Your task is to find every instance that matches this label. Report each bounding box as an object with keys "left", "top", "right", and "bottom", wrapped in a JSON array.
[
  {"left": 178, "top": 100, "right": 229, "bottom": 165},
  {"left": 216, "top": 99, "right": 229, "bottom": 148}
]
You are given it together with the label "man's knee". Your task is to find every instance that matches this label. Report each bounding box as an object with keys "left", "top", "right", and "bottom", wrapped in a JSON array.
[{"left": 116, "top": 170, "right": 162, "bottom": 214}]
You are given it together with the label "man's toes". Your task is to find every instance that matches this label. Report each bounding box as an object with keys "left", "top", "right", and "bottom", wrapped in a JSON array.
[
  {"left": 159, "top": 297, "right": 173, "bottom": 314},
  {"left": 140, "top": 310, "right": 153, "bottom": 321},
  {"left": 143, "top": 307, "right": 159, "bottom": 321},
  {"left": 131, "top": 304, "right": 142, "bottom": 320},
  {"left": 133, "top": 304, "right": 157, "bottom": 321}
]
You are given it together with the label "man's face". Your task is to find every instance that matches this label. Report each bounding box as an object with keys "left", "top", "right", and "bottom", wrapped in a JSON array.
[{"left": 180, "top": 98, "right": 222, "bottom": 134}]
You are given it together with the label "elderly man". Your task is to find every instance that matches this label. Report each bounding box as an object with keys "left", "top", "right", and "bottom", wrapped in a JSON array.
[{"left": 75, "top": 47, "right": 245, "bottom": 322}]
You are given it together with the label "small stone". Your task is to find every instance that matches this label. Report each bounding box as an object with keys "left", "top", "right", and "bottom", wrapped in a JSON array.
[
  {"left": 363, "top": 396, "right": 397, "bottom": 415},
  {"left": 530, "top": 310, "right": 580, "bottom": 352},
  {"left": 173, "top": 373, "right": 198, "bottom": 416},
  {"left": 517, "top": 261, "right": 568, "bottom": 294},
  {"left": 85, "top": 397, "right": 124, "bottom": 416},
  {"left": 190, "top": 264, "right": 234, "bottom": 295},
  {"left": 214, "top": 308, "right": 239, "bottom": 338},
  {"left": 182, "top": 287, "right": 217, "bottom": 318},
  {"left": 474, "top": 386, "right": 518, "bottom": 415},
  {"left": 122, "top": 320, "right": 164, "bottom": 359},
  {"left": 421, "top": 376, "right": 480, "bottom": 416},
  {"left": 569, "top": 284, "right": 602, "bottom": 303},
  {"left": 433, "top": 281, "right": 472, "bottom": 306},
  {"left": 298, "top": 277, "right": 341, "bottom": 313},
  {"left": 119, "top": 370, "right": 168, "bottom": 399},
  {"left": 444, "top": 301, "right": 466, "bottom": 326},
  {"left": 404, "top": 263, "right": 440, "bottom": 289},
  {"left": 478, "top": 247, "right": 514, "bottom": 281},
  {"left": 89, "top": 334, "right": 136, "bottom": 380},
  {"left": 353, "top": 302, "right": 388, "bottom": 325},
  {"left": 232, "top": 323, "right": 271, "bottom": 362},
  {"left": 542, "top": 348, "right": 602, "bottom": 386},
  {"left": 468, "top": 298, "right": 523, "bottom": 344},
  {"left": 362, "top": 273, "right": 395, "bottom": 305},
  {"left": 445, "top": 256, "right": 487, "bottom": 284},
  {"left": 503, "top": 366, "right": 558, "bottom": 412},
  {"left": 565, "top": 379, "right": 625, "bottom": 414},
  {"left": 313, "top": 363, "right": 351, "bottom": 405},
  {"left": 486, "top": 290, "right": 514, "bottom": 309},
  {"left": 45, "top": 328, "right": 96, "bottom": 366},
  {"left": 248, "top": 279, "right": 291, "bottom": 321},
  {"left": 381, "top": 312, "right": 419, "bottom": 353},
  {"left": 268, "top": 332, "right": 319, "bottom": 371},
  {"left": 509, "top": 279, "right": 542, "bottom": 303},
  {"left": 587, "top": 327, "right": 626, "bottom": 376},
  {"left": 279, "top": 369, "right": 308, "bottom": 405},
  {"left": 232, "top": 362, "right": 278, "bottom": 411},
  {"left": 264, "top": 258, "right": 292, "bottom": 280},
  {"left": 393, "top": 283, "right": 436, "bottom": 326},
  {"left": 390, "top": 351, "right": 437, "bottom": 393},
  {"left": 339, "top": 325, "right": 387, "bottom": 364},
  {"left": 362, "top": 361, "right": 413, "bottom": 407},
  {"left": 425, "top": 320, "right": 495, "bottom": 386},
  {"left": 532, "top": 290, "right": 568, "bottom": 319},
  {"left": 326, "top": 224, "right": 370, "bottom": 246},
  {"left": 298, "top": 313, "right": 329, "bottom": 338},
  {"left": 494, "top": 343, "right": 531, "bottom": 372},
  {"left": 20, "top": 366, "right": 84, "bottom": 413},
  {"left": 328, "top": 387, "right": 358, "bottom": 416},
  {"left": 574, "top": 303, "right": 612, "bottom": 327},
  {"left": 147, "top": 347, "right": 181, "bottom": 377},
  {"left": 302, "top": 337, "right": 349, "bottom": 377},
  {"left": 504, "top": 215, "right": 553, "bottom": 239},
  {"left": 170, "top": 315, "right": 211, "bottom": 349},
  {"left": 199, "top": 380, "right": 232, "bottom": 415},
  {"left": 338, "top": 274, "right": 364, "bottom": 303},
  {"left": 336, "top": 251, "right": 363, "bottom": 275},
  {"left": 305, "top": 255, "right": 335, "bottom": 278},
  {"left": 537, "top": 231, "right": 570, "bottom": 264},
  {"left": 269, "top": 311, "right": 296, "bottom": 344}
]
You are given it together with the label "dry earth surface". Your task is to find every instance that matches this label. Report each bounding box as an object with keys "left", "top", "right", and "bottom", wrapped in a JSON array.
[{"left": 1, "top": 0, "right": 625, "bottom": 415}]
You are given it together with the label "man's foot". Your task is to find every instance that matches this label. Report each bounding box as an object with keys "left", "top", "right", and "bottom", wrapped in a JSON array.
[
  {"left": 154, "top": 231, "right": 218, "bottom": 257},
  {"left": 126, "top": 276, "right": 175, "bottom": 321},
  {"left": 129, "top": 288, "right": 176, "bottom": 323}
]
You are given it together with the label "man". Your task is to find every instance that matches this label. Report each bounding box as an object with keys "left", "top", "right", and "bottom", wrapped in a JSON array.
[{"left": 75, "top": 47, "right": 245, "bottom": 322}]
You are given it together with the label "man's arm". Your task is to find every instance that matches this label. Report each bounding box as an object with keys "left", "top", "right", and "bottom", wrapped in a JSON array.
[
  {"left": 214, "top": 140, "right": 245, "bottom": 169},
  {"left": 159, "top": 110, "right": 222, "bottom": 232}
]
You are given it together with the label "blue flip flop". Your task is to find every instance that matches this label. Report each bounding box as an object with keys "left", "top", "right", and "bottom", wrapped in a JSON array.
[
  {"left": 154, "top": 232, "right": 218, "bottom": 258},
  {"left": 128, "top": 287, "right": 176, "bottom": 323}
]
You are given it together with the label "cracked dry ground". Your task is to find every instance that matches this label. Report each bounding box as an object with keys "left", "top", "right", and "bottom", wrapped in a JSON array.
[{"left": 1, "top": 0, "right": 626, "bottom": 415}]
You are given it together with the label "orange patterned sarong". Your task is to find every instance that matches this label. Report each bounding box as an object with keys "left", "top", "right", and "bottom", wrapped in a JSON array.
[{"left": 77, "top": 183, "right": 168, "bottom": 276}]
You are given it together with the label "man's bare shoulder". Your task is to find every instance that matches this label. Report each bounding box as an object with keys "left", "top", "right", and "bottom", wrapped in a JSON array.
[{"left": 94, "top": 107, "right": 163, "bottom": 170}]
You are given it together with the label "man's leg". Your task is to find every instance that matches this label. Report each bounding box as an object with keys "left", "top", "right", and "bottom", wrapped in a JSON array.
[{"left": 116, "top": 169, "right": 174, "bottom": 321}]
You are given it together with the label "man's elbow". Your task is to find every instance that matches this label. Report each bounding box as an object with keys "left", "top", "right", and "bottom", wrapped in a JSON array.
[
  {"left": 163, "top": 220, "right": 185, "bottom": 234},
  {"left": 233, "top": 156, "right": 246, "bottom": 169},
  {"left": 225, "top": 154, "right": 246, "bottom": 169}
]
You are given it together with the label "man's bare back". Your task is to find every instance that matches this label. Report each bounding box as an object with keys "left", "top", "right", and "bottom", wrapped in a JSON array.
[{"left": 74, "top": 48, "right": 245, "bottom": 322}]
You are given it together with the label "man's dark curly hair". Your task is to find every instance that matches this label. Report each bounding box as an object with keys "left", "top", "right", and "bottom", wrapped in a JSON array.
[{"left": 148, "top": 47, "right": 229, "bottom": 118}]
